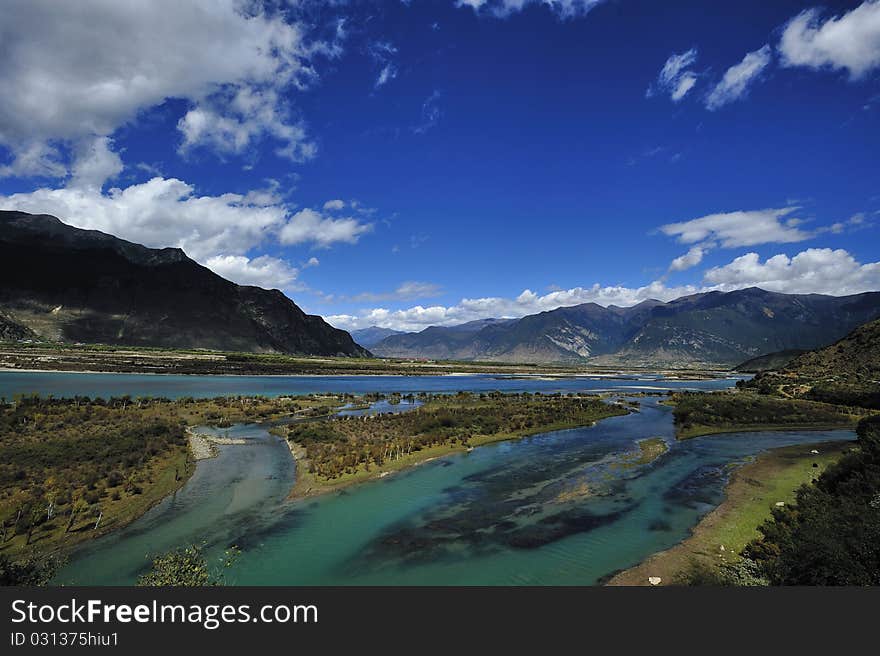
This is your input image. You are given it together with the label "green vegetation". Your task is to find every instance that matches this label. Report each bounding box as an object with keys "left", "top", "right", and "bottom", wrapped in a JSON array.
[
  {"left": 0, "top": 395, "right": 191, "bottom": 562},
  {"left": 734, "top": 349, "right": 806, "bottom": 373},
  {"left": 0, "top": 552, "right": 62, "bottom": 585},
  {"left": 674, "top": 557, "right": 769, "bottom": 586},
  {"left": 285, "top": 392, "right": 628, "bottom": 495},
  {"left": 639, "top": 414, "right": 880, "bottom": 586},
  {"left": 744, "top": 415, "right": 880, "bottom": 585},
  {"left": 670, "top": 391, "right": 864, "bottom": 439},
  {"left": 741, "top": 317, "right": 880, "bottom": 410},
  {"left": 616, "top": 318, "right": 880, "bottom": 585},
  {"left": 0, "top": 393, "right": 338, "bottom": 565},
  {"left": 618, "top": 437, "right": 668, "bottom": 468},
  {"left": 608, "top": 440, "right": 849, "bottom": 586},
  {"left": 137, "top": 544, "right": 240, "bottom": 587}
]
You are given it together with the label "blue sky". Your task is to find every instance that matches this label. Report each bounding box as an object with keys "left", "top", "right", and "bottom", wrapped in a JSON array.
[{"left": 1, "top": 0, "right": 878, "bottom": 331}]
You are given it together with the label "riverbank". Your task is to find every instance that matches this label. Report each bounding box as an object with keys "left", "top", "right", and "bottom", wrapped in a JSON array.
[
  {"left": 606, "top": 439, "right": 853, "bottom": 586},
  {"left": 186, "top": 429, "right": 250, "bottom": 460},
  {"left": 669, "top": 391, "right": 866, "bottom": 440},
  {"left": 0, "top": 446, "right": 194, "bottom": 561},
  {"left": 0, "top": 395, "right": 342, "bottom": 563},
  {"left": 677, "top": 422, "right": 860, "bottom": 440},
  {"left": 285, "top": 405, "right": 629, "bottom": 501}
]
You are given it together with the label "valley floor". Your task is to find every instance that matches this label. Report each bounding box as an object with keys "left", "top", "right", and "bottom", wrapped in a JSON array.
[{"left": 0, "top": 341, "right": 730, "bottom": 378}]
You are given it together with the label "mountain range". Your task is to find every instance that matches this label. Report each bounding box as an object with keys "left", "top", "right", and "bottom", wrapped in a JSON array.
[
  {"left": 4, "top": 210, "right": 880, "bottom": 368},
  {"left": 0, "top": 211, "right": 369, "bottom": 357},
  {"left": 370, "top": 288, "right": 880, "bottom": 366}
]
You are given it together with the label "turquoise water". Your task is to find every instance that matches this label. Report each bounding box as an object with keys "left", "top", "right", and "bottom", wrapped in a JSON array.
[
  {"left": 1, "top": 370, "right": 844, "bottom": 585},
  {"left": 46, "top": 397, "right": 848, "bottom": 585},
  {"left": 0, "top": 370, "right": 740, "bottom": 400}
]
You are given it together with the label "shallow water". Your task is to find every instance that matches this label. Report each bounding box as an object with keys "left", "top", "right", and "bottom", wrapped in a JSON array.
[
  {"left": 58, "top": 423, "right": 295, "bottom": 585},
  {"left": 3, "top": 369, "right": 840, "bottom": 585},
  {"left": 335, "top": 398, "right": 423, "bottom": 417},
  {"left": 54, "top": 392, "right": 852, "bottom": 585}
]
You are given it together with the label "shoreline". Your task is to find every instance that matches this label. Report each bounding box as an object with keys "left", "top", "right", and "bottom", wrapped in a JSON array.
[
  {"left": 677, "top": 421, "right": 859, "bottom": 440},
  {"left": 283, "top": 414, "right": 624, "bottom": 502},
  {"left": 57, "top": 426, "right": 245, "bottom": 560},
  {"left": 11, "top": 449, "right": 196, "bottom": 563},
  {"left": 605, "top": 438, "right": 853, "bottom": 586}
]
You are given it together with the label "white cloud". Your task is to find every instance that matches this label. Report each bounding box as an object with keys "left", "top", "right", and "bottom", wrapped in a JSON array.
[
  {"left": 368, "top": 41, "right": 398, "bottom": 90},
  {"left": 704, "top": 248, "right": 880, "bottom": 296},
  {"left": 0, "top": 0, "right": 328, "bottom": 178},
  {"left": 326, "top": 280, "right": 700, "bottom": 331},
  {"left": 649, "top": 48, "right": 699, "bottom": 102},
  {"left": 345, "top": 282, "right": 444, "bottom": 304},
  {"left": 671, "top": 75, "right": 698, "bottom": 102},
  {"left": 705, "top": 45, "right": 772, "bottom": 110},
  {"left": 204, "top": 254, "right": 300, "bottom": 289},
  {"left": 323, "top": 199, "right": 345, "bottom": 211},
  {"left": 0, "top": 177, "right": 287, "bottom": 262},
  {"left": 0, "top": 141, "right": 67, "bottom": 180},
  {"left": 279, "top": 208, "right": 373, "bottom": 248},
  {"left": 779, "top": 1, "right": 880, "bottom": 79},
  {"left": 178, "top": 88, "right": 316, "bottom": 162},
  {"left": 2, "top": 178, "right": 374, "bottom": 259},
  {"left": 375, "top": 64, "right": 398, "bottom": 89},
  {"left": 412, "top": 90, "right": 442, "bottom": 135},
  {"left": 659, "top": 207, "right": 812, "bottom": 248},
  {"left": 823, "top": 213, "right": 870, "bottom": 234},
  {"left": 327, "top": 246, "right": 880, "bottom": 331},
  {"left": 669, "top": 246, "right": 705, "bottom": 272},
  {"left": 457, "top": 1, "right": 606, "bottom": 19},
  {"left": 0, "top": 176, "right": 374, "bottom": 291},
  {"left": 68, "top": 137, "right": 124, "bottom": 191}
]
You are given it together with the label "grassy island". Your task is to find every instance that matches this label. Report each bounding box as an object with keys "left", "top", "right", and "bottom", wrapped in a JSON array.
[
  {"left": 612, "top": 437, "right": 669, "bottom": 470},
  {"left": 283, "top": 392, "right": 629, "bottom": 499},
  {"left": 669, "top": 391, "right": 866, "bottom": 440}
]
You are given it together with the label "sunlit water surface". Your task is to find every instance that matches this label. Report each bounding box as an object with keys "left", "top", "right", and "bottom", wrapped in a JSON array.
[{"left": 0, "top": 371, "right": 847, "bottom": 585}]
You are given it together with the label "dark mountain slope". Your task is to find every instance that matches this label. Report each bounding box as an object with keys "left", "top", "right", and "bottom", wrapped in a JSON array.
[
  {"left": 0, "top": 310, "right": 36, "bottom": 341},
  {"left": 735, "top": 349, "right": 807, "bottom": 373},
  {"left": 349, "top": 326, "right": 405, "bottom": 348},
  {"left": 745, "top": 318, "right": 880, "bottom": 409},
  {"left": 372, "top": 300, "right": 661, "bottom": 362},
  {"left": 620, "top": 288, "right": 880, "bottom": 364},
  {"left": 0, "top": 211, "right": 368, "bottom": 356}
]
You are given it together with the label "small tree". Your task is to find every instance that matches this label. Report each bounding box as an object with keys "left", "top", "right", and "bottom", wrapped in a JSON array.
[
  {"left": 0, "top": 554, "right": 62, "bottom": 586},
  {"left": 137, "top": 544, "right": 240, "bottom": 587}
]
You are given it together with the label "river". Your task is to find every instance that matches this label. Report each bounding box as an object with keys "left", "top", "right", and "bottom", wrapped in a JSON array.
[{"left": 0, "top": 370, "right": 851, "bottom": 585}]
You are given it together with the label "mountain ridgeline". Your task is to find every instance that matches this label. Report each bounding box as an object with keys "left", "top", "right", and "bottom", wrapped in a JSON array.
[
  {"left": 371, "top": 289, "right": 880, "bottom": 366},
  {"left": 0, "top": 211, "right": 369, "bottom": 357},
  {"left": 744, "top": 317, "right": 880, "bottom": 409},
  {"left": 349, "top": 326, "right": 405, "bottom": 348}
]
